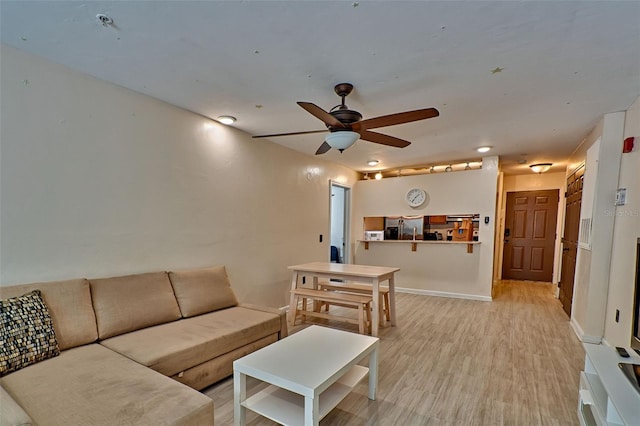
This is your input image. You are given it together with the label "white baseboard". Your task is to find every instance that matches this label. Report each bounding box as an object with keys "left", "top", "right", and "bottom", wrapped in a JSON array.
[
  {"left": 395, "top": 286, "right": 492, "bottom": 302},
  {"left": 570, "top": 318, "right": 602, "bottom": 344}
]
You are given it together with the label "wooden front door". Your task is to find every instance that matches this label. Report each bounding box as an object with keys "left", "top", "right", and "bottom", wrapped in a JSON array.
[
  {"left": 502, "top": 190, "right": 559, "bottom": 281},
  {"left": 559, "top": 167, "right": 584, "bottom": 317}
]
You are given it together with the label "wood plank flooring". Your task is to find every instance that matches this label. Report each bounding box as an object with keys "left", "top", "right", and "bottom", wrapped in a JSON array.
[{"left": 202, "top": 280, "right": 584, "bottom": 425}]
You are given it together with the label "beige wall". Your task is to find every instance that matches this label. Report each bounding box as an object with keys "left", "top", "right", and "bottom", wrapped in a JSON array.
[
  {"left": 569, "top": 111, "right": 626, "bottom": 343},
  {"left": 604, "top": 96, "right": 640, "bottom": 346},
  {"left": 0, "top": 46, "right": 359, "bottom": 308},
  {"left": 351, "top": 157, "right": 499, "bottom": 300},
  {"left": 498, "top": 172, "right": 566, "bottom": 283}
]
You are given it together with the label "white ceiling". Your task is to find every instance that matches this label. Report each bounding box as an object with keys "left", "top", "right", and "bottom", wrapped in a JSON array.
[{"left": 1, "top": 1, "right": 639, "bottom": 175}]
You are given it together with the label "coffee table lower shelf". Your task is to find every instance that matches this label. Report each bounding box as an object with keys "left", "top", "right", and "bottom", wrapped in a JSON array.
[{"left": 241, "top": 365, "right": 368, "bottom": 425}]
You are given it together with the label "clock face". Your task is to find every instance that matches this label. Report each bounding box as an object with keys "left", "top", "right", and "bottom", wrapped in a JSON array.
[{"left": 406, "top": 188, "right": 427, "bottom": 207}]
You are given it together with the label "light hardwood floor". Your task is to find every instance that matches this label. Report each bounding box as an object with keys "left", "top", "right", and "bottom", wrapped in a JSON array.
[{"left": 203, "top": 280, "right": 585, "bottom": 425}]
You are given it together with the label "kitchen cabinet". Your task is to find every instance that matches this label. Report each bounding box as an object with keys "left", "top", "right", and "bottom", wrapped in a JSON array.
[{"left": 428, "top": 215, "right": 447, "bottom": 224}]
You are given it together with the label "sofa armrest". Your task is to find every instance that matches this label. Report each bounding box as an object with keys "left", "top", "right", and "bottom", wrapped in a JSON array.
[
  {"left": 238, "top": 303, "right": 288, "bottom": 339},
  {"left": 1, "top": 386, "right": 33, "bottom": 426}
]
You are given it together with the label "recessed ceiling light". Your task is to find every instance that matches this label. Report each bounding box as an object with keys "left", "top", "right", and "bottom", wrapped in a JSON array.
[
  {"left": 217, "top": 116, "right": 236, "bottom": 125},
  {"left": 367, "top": 160, "right": 379, "bottom": 166},
  {"left": 477, "top": 146, "right": 492, "bottom": 153}
]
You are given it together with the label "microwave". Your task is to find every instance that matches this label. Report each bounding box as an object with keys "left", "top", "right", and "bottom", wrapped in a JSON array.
[{"left": 365, "top": 231, "right": 384, "bottom": 241}]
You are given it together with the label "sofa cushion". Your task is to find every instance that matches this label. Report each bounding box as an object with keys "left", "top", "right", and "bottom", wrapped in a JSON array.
[
  {"left": 0, "top": 279, "right": 97, "bottom": 350},
  {"left": 0, "top": 290, "right": 60, "bottom": 377},
  {"left": 1, "top": 385, "right": 33, "bottom": 426},
  {"left": 100, "top": 306, "right": 281, "bottom": 377},
  {"left": 90, "top": 272, "right": 182, "bottom": 339},
  {"left": 168, "top": 266, "right": 238, "bottom": 317},
  {"left": 0, "top": 344, "right": 214, "bottom": 426}
]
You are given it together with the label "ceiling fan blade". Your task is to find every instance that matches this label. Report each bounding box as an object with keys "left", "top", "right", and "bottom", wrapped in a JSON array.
[
  {"left": 358, "top": 130, "right": 411, "bottom": 148},
  {"left": 315, "top": 141, "right": 332, "bottom": 155},
  {"left": 297, "top": 102, "right": 345, "bottom": 128},
  {"left": 352, "top": 108, "right": 439, "bottom": 131},
  {"left": 252, "top": 129, "right": 327, "bottom": 138}
]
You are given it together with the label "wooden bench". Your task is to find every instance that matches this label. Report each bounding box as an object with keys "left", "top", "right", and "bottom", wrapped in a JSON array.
[
  {"left": 318, "top": 281, "right": 391, "bottom": 323},
  {"left": 290, "top": 288, "right": 372, "bottom": 334}
]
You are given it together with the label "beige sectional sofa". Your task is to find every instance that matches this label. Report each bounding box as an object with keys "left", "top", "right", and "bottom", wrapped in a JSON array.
[{"left": 0, "top": 266, "right": 288, "bottom": 425}]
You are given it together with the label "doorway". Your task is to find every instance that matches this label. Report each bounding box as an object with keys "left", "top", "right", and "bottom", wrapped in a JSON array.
[
  {"left": 502, "top": 189, "right": 559, "bottom": 281},
  {"left": 330, "top": 182, "right": 350, "bottom": 264},
  {"left": 559, "top": 166, "right": 584, "bottom": 317}
]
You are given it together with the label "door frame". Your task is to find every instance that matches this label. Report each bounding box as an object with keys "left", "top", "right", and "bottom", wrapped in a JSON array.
[
  {"left": 501, "top": 188, "right": 562, "bottom": 283},
  {"left": 329, "top": 180, "right": 351, "bottom": 264},
  {"left": 496, "top": 182, "right": 566, "bottom": 285}
]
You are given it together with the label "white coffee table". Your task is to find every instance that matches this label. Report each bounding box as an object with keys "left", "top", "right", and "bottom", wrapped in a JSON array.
[{"left": 233, "top": 325, "right": 379, "bottom": 426}]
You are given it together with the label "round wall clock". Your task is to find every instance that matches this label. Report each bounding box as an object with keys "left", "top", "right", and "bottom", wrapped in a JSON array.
[{"left": 406, "top": 188, "right": 427, "bottom": 207}]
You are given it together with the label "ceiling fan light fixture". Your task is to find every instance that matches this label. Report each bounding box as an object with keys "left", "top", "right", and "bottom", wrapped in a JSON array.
[
  {"left": 325, "top": 131, "right": 360, "bottom": 152},
  {"left": 217, "top": 115, "right": 236, "bottom": 125},
  {"left": 530, "top": 163, "right": 553, "bottom": 173}
]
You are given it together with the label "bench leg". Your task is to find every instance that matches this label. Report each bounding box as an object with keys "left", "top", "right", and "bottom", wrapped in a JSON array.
[
  {"left": 290, "top": 294, "right": 299, "bottom": 326},
  {"left": 384, "top": 292, "right": 391, "bottom": 322},
  {"left": 378, "top": 297, "right": 385, "bottom": 325},
  {"left": 358, "top": 304, "right": 365, "bottom": 334},
  {"left": 301, "top": 297, "right": 308, "bottom": 321}
]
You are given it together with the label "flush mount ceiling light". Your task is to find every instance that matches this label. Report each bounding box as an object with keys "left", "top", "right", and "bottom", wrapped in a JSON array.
[
  {"left": 367, "top": 160, "right": 379, "bottom": 167},
  {"left": 325, "top": 131, "right": 360, "bottom": 152},
  {"left": 217, "top": 116, "right": 236, "bottom": 125},
  {"left": 477, "top": 146, "right": 492, "bottom": 153},
  {"left": 530, "top": 163, "right": 553, "bottom": 173}
]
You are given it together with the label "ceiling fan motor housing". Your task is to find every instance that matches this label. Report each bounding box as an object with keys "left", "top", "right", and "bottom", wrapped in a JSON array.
[{"left": 329, "top": 109, "right": 362, "bottom": 130}]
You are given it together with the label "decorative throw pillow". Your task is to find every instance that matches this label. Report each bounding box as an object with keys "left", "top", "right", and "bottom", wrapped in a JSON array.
[{"left": 0, "top": 290, "right": 60, "bottom": 377}]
